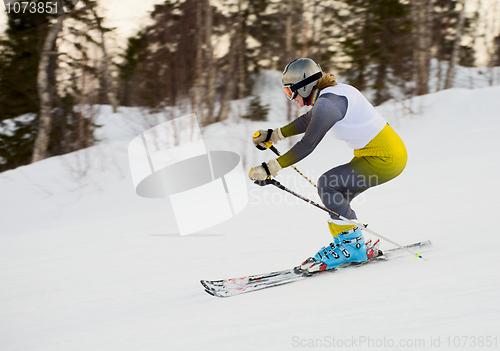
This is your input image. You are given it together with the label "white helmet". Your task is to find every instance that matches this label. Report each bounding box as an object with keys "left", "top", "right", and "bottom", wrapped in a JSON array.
[{"left": 282, "top": 58, "right": 323, "bottom": 100}]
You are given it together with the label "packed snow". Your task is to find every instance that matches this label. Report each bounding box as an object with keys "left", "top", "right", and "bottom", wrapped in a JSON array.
[{"left": 1, "top": 72, "right": 500, "bottom": 350}]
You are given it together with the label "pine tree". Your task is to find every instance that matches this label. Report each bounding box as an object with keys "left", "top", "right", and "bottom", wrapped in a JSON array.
[
  {"left": 432, "top": 0, "right": 477, "bottom": 90},
  {"left": 339, "top": 0, "right": 412, "bottom": 104},
  {"left": 0, "top": 19, "right": 45, "bottom": 121},
  {"left": 242, "top": 95, "right": 269, "bottom": 121},
  {"left": 118, "top": 34, "right": 143, "bottom": 106},
  {"left": 118, "top": 1, "right": 195, "bottom": 108},
  {"left": 0, "top": 19, "right": 46, "bottom": 170},
  {"left": 493, "top": 35, "right": 500, "bottom": 66},
  {"left": 118, "top": 0, "right": 246, "bottom": 123}
]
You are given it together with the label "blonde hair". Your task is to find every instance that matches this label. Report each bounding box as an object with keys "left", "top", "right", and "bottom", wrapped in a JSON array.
[{"left": 315, "top": 73, "right": 338, "bottom": 90}]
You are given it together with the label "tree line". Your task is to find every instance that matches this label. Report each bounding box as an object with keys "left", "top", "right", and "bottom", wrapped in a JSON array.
[{"left": 1, "top": 0, "right": 500, "bottom": 172}]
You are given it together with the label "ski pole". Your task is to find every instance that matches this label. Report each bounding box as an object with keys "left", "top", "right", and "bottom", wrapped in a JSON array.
[
  {"left": 268, "top": 145, "right": 317, "bottom": 188},
  {"left": 255, "top": 178, "right": 425, "bottom": 260}
]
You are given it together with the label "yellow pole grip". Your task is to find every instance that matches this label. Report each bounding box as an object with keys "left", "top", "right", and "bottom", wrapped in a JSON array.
[{"left": 253, "top": 131, "right": 273, "bottom": 149}]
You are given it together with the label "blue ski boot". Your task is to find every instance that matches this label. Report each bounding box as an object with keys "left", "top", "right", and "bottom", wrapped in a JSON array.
[{"left": 304, "top": 225, "right": 368, "bottom": 273}]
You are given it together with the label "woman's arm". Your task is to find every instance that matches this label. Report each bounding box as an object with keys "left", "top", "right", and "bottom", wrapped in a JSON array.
[{"left": 277, "top": 95, "right": 346, "bottom": 168}]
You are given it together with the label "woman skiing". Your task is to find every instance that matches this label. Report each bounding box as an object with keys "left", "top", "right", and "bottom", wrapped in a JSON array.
[{"left": 248, "top": 58, "right": 407, "bottom": 272}]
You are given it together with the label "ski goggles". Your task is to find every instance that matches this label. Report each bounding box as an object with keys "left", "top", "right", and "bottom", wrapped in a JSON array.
[
  {"left": 283, "top": 85, "right": 297, "bottom": 100},
  {"left": 282, "top": 71, "right": 323, "bottom": 101}
]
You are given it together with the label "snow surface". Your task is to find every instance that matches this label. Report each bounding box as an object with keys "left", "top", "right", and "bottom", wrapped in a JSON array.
[{"left": 1, "top": 76, "right": 500, "bottom": 350}]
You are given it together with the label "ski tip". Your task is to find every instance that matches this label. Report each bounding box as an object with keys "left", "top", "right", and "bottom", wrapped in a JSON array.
[{"left": 200, "top": 280, "right": 211, "bottom": 290}]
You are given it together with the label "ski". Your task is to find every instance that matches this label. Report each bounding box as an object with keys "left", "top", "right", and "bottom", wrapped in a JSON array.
[
  {"left": 201, "top": 240, "right": 432, "bottom": 297},
  {"left": 201, "top": 268, "right": 303, "bottom": 297}
]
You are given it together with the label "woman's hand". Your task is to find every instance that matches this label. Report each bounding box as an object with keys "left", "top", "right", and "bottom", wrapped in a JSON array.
[
  {"left": 248, "top": 159, "right": 282, "bottom": 181},
  {"left": 252, "top": 129, "right": 285, "bottom": 149}
]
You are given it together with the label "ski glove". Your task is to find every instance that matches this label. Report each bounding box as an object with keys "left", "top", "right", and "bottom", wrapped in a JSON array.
[
  {"left": 252, "top": 128, "right": 285, "bottom": 149},
  {"left": 248, "top": 158, "right": 282, "bottom": 181}
]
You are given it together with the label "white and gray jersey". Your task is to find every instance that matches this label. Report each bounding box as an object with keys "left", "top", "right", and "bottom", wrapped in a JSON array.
[{"left": 278, "top": 83, "right": 387, "bottom": 168}]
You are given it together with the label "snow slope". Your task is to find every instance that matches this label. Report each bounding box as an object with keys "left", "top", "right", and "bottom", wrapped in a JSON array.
[{"left": 1, "top": 83, "right": 500, "bottom": 351}]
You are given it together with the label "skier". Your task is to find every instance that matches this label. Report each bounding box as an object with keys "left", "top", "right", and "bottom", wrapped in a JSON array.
[{"left": 248, "top": 58, "right": 407, "bottom": 273}]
